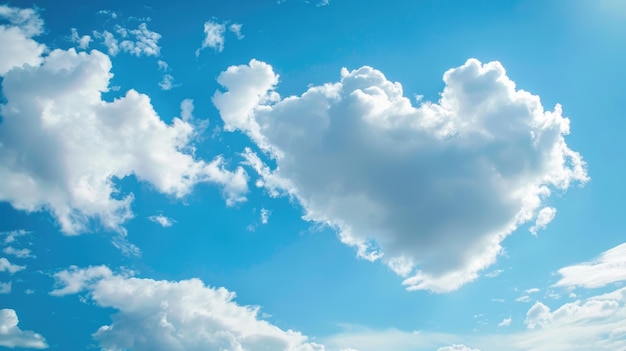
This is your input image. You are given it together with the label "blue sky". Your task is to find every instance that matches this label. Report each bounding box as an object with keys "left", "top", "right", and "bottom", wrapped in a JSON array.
[{"left": 0, "top": 0, "right": 625, "bottom": 350}]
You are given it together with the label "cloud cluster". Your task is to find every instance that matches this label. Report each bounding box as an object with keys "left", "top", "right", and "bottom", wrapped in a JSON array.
[
  {"left": 51, "top": 266, "right": 325, "bottom": 351},
  {"left": 94, "top": 23, "right": 161, "bottom": 57},
  {"left": 0, "top": 46, "right": 248, "bottom": 235},
  {"left": 213, "top": 59, "right": 588, "bottom": 292},
  {"left": 0, "top": 309, "right": 48, "bottom": 349}
]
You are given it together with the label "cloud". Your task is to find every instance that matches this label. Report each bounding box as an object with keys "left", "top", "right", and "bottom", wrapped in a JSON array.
[
  {"left": 261, "top": 208, "right": 271, "bottom": 224},
  {"left": 0, "top": 281, "right": 10, "bottom": 294},
  {"left": 529, "top": 207, "right": 556, "bottom": 235},
  {"left": 94, "top": 23, "right": 161, "bottom": 57},
  {"left": 51, "top": 266, "right": 325, "bottom": 351},
  {"left": 69, "top": 28, "right": 91, "bottom": 49},
  {"left": 498, "top": 317, "right": 512, "bottom": 327},
  {"left": 0, "top": 47, "right": 248, "bottom": 235},
  {"left": 1, "top": 230, "right": 30, "bottom": 245},
  {"left": 148, "top": 214, "right": 175, "bottom": 227},
  {"left": 0, "top": 309, "right": 48, "bottom": 348},
  {"left": 2, "top": 246, "right": 34, "bottom": 258},
  {"left": 326, "top": 284, "right": 626, "bottom": 350},
  {"left": 97, "top": 10, "right": 117, "bottom": 19},
  {"left": 197, "top": 19, "right": 243, "bottom": 55},
  {"left": 437, "top": 345, "right": 480, "bottom": 351},
  {"left": 229, "top": 23, "right": 244, "bottom": 39},
  {"left": 159, "top": 73, "right": 176, "bottom": 90},
  {"left": 199, "top": 20, "right": 226, "bottom": 53},
  {"left": 553, "top": 242, "right": 626, "bottom": 289},
  {"left": 118, "top": 23, "right": 161, "bottom": 57},
  {"left": 0, "top": 258, "right": 25, "bottom": 274},
  {"left": 212, "top": 58, "right": 588, "bottom": 292},
  {"left": 484, "top": 269, "right": 503, "bottom": 278},
  {"left": 0, "top": 5, "right": 46, "bottom": 75}
]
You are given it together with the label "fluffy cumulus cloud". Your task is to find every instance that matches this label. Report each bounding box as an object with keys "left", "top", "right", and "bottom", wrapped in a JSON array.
[
  {"left": 0, "top": 5, "right": 46, "bottom": 75},
  {"left": 212, "top": 59, "right": 588, "bottom": 292},
  {"left": 51, "top": 266, "right": 325, "bottom": 351},
  {"left": 0, "top": 309, "right": 48, "bottom": 349},
  {"left": 553, "top": 242, "right": 626, "bottom": 289},
  {"left": 0, "top": 46, "right": 248, "bottom": 235}
]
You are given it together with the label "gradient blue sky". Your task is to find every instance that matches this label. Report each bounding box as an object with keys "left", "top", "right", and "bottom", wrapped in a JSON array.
[{"left": 1, "top": 1, "right": 625, "bottom": 350}]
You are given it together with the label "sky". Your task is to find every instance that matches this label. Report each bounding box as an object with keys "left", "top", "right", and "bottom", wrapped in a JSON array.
[{"left": 0, "top": 0, "right": 625, "bottom": 350}]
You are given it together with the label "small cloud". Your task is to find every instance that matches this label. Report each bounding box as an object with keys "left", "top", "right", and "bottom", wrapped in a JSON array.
[
  {"left": 516, "top": 295, "right": 531, "bottom": 303},
  {"left": 2, "top": 230, "right": 30, "bottom": 245},
  {"left": 3, "top": 247, "right": 35, "bottom": 259},
  {"left": 157, "top": 60, "right": 169, "bottom": 71},
  {"left": 260, "top": 208, "right": 271, "bottom": 224},
  {"left": 228, "top": 23, "right": 244, "bottom": 39},
  {"left": 0, "top": 258, "right": 25, "bottom": 274},
  {"left": 69, "top": 28, "right": 91, "bottom": 49},
  {"left": 198, "top": 20, "right": 225, "bottom": 54},
  {"left": 317, "top": 0, "right": 330, "bottom": 6},
  {"left": 0, "top": 281, "right": 11, "bottom": 294},
  {"left": 529, "top": 207, "right": 556, "bottom": 235},
  {"left": 491, "top": 298, "right": 505, "bottom": 303},
  {"left": 159, "top": 74, "right": 177, "bottom": 90},
  {"left": 97, "top": 9, "right": 117, "bottom": 19},
  {"left": 498, "top": 317, "right": 512, "bottom": 327},
  {"left": 148, "top": 214, "right": 175, "bottom": 228},
  {"left": 525, "top": 288, "right": 540, "bottom": 294},
  {"left": 485, "top": 269, "right": 503, "bottom": 278}
]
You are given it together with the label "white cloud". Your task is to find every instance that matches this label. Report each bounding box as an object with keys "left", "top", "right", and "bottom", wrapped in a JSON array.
[
  {"left": 157, "top": 59, "right": 169, "bottom": 71},
  {"left": 0, "top": 258, "right": 24, "bottom": 274},
  {"left": 261, "top": 207, "right": 271, "bottom": 224},
  {"left": 94, "top": 23, "right": 161, "bottom": 57},
  {"left": 212, "top": 58, "right": 588, "bottom": 292},
  {"left": 529, "top": 207, "right": 556, "bottom": 235},
  {"left": 0, "top": 5, "right": 45, "bottom": 75},
  {"left": 118, "top": 23, "right": 161, "bottom": 57},
  {"left": 159, "top": 73, "right": 176, "bottom": 90},
  {"left": 326, "top": 285, "right": 626, "bottom": 350},
  {"left": 516, "top": 295, "right": 532, "bottom": 303},
  {"left": 69, "top": 28, "right": 91, "bottom": 49},
  {"left": 148, "top": 214, "right": 175, "bottom": 227},
  {"left": 229, "top": 23, "right": 244, "bottom": 39},
  {"left": 484, "top": 269, "right": 503, "bottom": 278},
  {"left": 437, "top": 345, "right": 480, "bottom": 351},
  {"left": 0, "top": 281, "right": 10, "bottom": 294},
  {"left": 97, "top": 10, "right": 117, "bottom": 19},
  {"left": 317, "top": 0, "right": 330, "bottom": 7},
  {"left": 553, "top": 242, "right": 626, "bottom": 289},
  {"left": 198, "top": 19, "right": 244, "bottom": 55},
  {"left": 498, "top": 317, "right": 512, "bottom": 327},
  {"left": 0, "top": 47, "right": 248, "bottom": 235},
  {"left": 199, "top": 20, "right": 226, "bottom": 53},
  {"left": 1, "top": 230, "right": 30, "bottom": 245},
  {"left": 51, "top": 266, "right": 325, "bottom": 351},
  {"left": 2, "top": 246, "right": 34, "bottom": 258},
  {"left": 525, "top": 288, "right": 540, "bottom": 294},
  {"left": 0, "top": 309, "right": 47, "bottom": 348}
]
